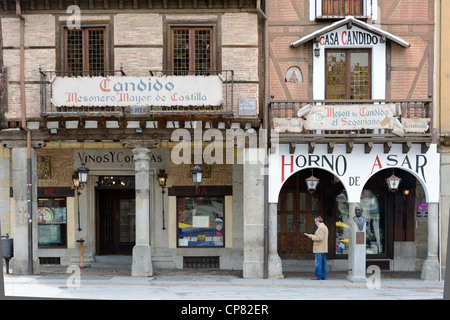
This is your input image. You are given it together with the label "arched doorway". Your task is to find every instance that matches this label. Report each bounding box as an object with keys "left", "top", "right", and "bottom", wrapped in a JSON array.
[
  {"left": 359, "top": 168, "right": 423, "bottom": 270},
  {"left": 277, "top": 168, "right": 344, "bottom": 260}
]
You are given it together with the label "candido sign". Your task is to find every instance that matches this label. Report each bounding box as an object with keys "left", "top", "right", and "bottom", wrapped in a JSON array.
[
  {"left": 319, "top": 29, "right": 380, "bottom": 46},
  {"left": 51, "top": 76, "right": 224, "bottom": 107}
]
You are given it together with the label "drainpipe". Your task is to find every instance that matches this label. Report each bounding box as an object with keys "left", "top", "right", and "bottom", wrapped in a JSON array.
[
  {"left": 16, "top": 0, "right": 33, "bottom": 275},
  {"left": 257, "top": 0, "right": 269, "bottom": 279}
]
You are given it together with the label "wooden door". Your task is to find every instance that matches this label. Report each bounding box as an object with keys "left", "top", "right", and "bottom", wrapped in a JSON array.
[
  {"left": 278, "top": 190, "right": 321, "bottom": 259},
  {"left": 97, "top": 189, "right": 135, "bottom": 255}
]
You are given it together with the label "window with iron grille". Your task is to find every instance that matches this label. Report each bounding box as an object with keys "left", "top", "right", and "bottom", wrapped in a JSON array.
[
  {"left": 171, "top": 27, "right": 212, "bottom": 75},
  {"left": 64, "top": 27, "right": 106, "bottom": 76}
]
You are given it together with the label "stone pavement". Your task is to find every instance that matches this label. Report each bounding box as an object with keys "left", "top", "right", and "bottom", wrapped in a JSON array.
[{"left": 2, "top": 265, "right": 446, "bottom": 302}]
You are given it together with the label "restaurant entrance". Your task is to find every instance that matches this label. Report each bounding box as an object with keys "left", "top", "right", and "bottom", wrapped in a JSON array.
[{"left": 96, "top": 176, "right": 136, "bottom": 255}]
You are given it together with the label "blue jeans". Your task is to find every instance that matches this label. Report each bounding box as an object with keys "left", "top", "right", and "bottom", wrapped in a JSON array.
[{"left": 314, "top": 253, "right": 327, "bottom": 280}]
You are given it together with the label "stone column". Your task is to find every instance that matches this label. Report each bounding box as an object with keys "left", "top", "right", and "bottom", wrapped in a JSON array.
[
  {"left": 243, "top": 148, "right": 265, "bottom": 278},
  {"left": 347, "top": 202, "right": 367, "bottom": 282},
  {"left": 11, "top": 147, "right": 39, "bottom": 274},
  {"left": 421, "top": 202, "right": 440, "bottom": 281},
  {"left": 268, "top": 202, "right": 283, "bottom": 279},
  {"left": 131, "top": 147, "right": 153, "bottom": 277}
]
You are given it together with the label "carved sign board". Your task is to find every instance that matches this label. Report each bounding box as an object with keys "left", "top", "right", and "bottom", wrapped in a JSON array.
[
  {"left": 302, "top": 104, "right": 396, "bottom": 131},
  {"left": 401, "top": 118, "right": 430, "bottom": 133},
  {"left": 273, "top": 118, "right": 303, "bottom": 133},
  {"left": 52, "top": 76, "right": 224, "bottom": 107}
]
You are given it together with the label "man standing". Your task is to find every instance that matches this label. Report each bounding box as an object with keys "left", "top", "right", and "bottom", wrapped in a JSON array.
[{"left": 306, "top": 217, "right": 328, "bottom": 280}]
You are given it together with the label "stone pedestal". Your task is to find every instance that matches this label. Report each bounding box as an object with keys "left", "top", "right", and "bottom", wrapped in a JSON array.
[
  {"left": 131, "top": 148, "right": 153, "bottom": 277},
  {"left": 347, "top": 203, "right": 366, "bottom": 283}
]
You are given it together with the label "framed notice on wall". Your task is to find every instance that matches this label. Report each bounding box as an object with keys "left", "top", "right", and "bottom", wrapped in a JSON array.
[
  {"left": 193, "top": 215, "right": 210, "bottom": 228},
  {"left": 239, "top": 98, "right": 257, "bottom": 116}
]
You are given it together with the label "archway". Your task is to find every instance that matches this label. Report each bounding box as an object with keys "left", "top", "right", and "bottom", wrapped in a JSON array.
[
  {"left": 277, "top": 168, "right": 344, "bottom": 260},
  {"left": 359, "top": 168, "right": 426, "bottom": 270}
]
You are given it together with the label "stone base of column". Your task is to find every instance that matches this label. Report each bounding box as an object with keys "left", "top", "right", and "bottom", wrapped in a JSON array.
[
  {"left": 421, "top": 256, "right": 440, "bottom": 281},
  {"left": 243, "top": 261, "right": 263, "bottom": 279},
  {"left": 347, "top": 273, "right": 367, "bottom": 283},
  {"left": 11, "top": 258, "right": 40, "bottom": 275},
  {"left": 268, "top": 253, "right": 284, "bottom": 279},
  {"left": 131, "top": 244, "right": 153, "bottom": 277}
]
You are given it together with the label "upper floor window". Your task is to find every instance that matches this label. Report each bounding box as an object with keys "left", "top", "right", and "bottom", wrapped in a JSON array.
[
  {"left": 311, "top": 0, "right": 377, "bottom": 20},
  {"left": 322, "top": 0, "right": 364, "bottom": 17},
  {"left": 64, "top": 27, "right": 106, "bottom": 76},
  {"left": 326, "top": 49, "right": 371, "bottom": 100},
  {"left": 171, "top": 27, "right": 212, "bottom": 75}
]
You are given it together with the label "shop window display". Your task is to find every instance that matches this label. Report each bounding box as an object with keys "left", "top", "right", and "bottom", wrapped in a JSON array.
[
  {"left": 335, "top": 190, "right": 385, "bottom": 255},
  {"left": 177, "top": 196, "right": 224, "bottom": 247},
  {"left": 38, "top": 198, "right": 67, "bottom": 247}
]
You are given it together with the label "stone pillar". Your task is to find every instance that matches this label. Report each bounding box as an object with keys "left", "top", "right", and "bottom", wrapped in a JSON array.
[
  {"left": 0, "top": 147, "right": 10, "bottom": 237},
  {"left": 243, "top": 148, "right": 265, "bottom": 278},
  {"left": 421, "top": 202, "right": 440, "bottom": 281},
  {"left": 347, "top": 202, "right": 366, "bottom": 282},
  {"left": 268, "top": 203, "right": 283, "bottom": 279},
  {"left": 131, "top": 147, "right": 153, "bottom": 277},
  {"left": 11, "top": 147, "right": 39, "bottom": 274}
]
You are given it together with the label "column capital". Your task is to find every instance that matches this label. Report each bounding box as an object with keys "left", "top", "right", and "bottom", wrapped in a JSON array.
[{"left": 132, "top": 147, "right": 151, "bottom": 172}]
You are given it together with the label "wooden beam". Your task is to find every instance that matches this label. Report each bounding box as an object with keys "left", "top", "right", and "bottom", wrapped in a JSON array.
[
  {"left": 308, "top": 142, "right": 315, "bottom": 154},
  {"left": 289, "top": 142, "right": 296, "bottom": 154},
  {"left": 384, "top": 141, "right": 392, "bottom": 153},
  {"left": 402, "top": 141, "right": 412, "bottom": 154},
  {"left": 364, "top": 142, "right": 373, "bottom": 154},
  {"left": 421, "top": 142, "right": 430, "bottom": 153},
  {"left": 346, "top": 142, "right": 354, "bottom": 154},
  {"left": 327, "top": 142, "right": 334, "bottom": 154}
]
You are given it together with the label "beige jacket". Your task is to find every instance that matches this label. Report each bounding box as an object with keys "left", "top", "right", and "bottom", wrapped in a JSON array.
[{"left": 311, "top": 223, "right": 329, "bottom": 253}]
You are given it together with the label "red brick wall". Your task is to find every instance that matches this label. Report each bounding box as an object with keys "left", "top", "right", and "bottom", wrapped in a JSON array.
[{"left": 268, "top": 0, "right": 434, "bottom": 101}]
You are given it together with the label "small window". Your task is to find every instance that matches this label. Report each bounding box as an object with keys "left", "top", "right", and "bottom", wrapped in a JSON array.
[
  {"left": 171, "top": 27, "right": 212, "bottom": 75},
  {"left": 64, "top": 27, "right": 106, "bottom": 76},
  {"left": 322, "top": 0, "right": 364, "bottom": 17},
  {"left": 38, "top": 198, "right": 67, "bottom": 248},
  {"left": 177, "top": 196, "right": 224, "bottom": 247},
  {"left": 311, "top": 0, "right": 376, "bottom": 20}
]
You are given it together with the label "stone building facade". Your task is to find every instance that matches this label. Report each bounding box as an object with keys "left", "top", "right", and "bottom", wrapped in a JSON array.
[{"left": 0, "top": 0, "right": 268, "bottom": 278}]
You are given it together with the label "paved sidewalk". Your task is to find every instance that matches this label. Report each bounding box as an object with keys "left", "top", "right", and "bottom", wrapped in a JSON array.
[{"left": 2, "top": 266, "right": 445, "bottom": 301}]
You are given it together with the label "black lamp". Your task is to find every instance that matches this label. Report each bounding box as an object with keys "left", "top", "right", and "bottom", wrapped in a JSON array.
[{"left": 191, "top": 165, "right": 203, "bottom": 188}]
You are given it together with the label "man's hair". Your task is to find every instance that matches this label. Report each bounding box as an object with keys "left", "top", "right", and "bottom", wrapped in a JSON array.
[{"left": 315, "top": 216, "right": 323, "bottom": 223}]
